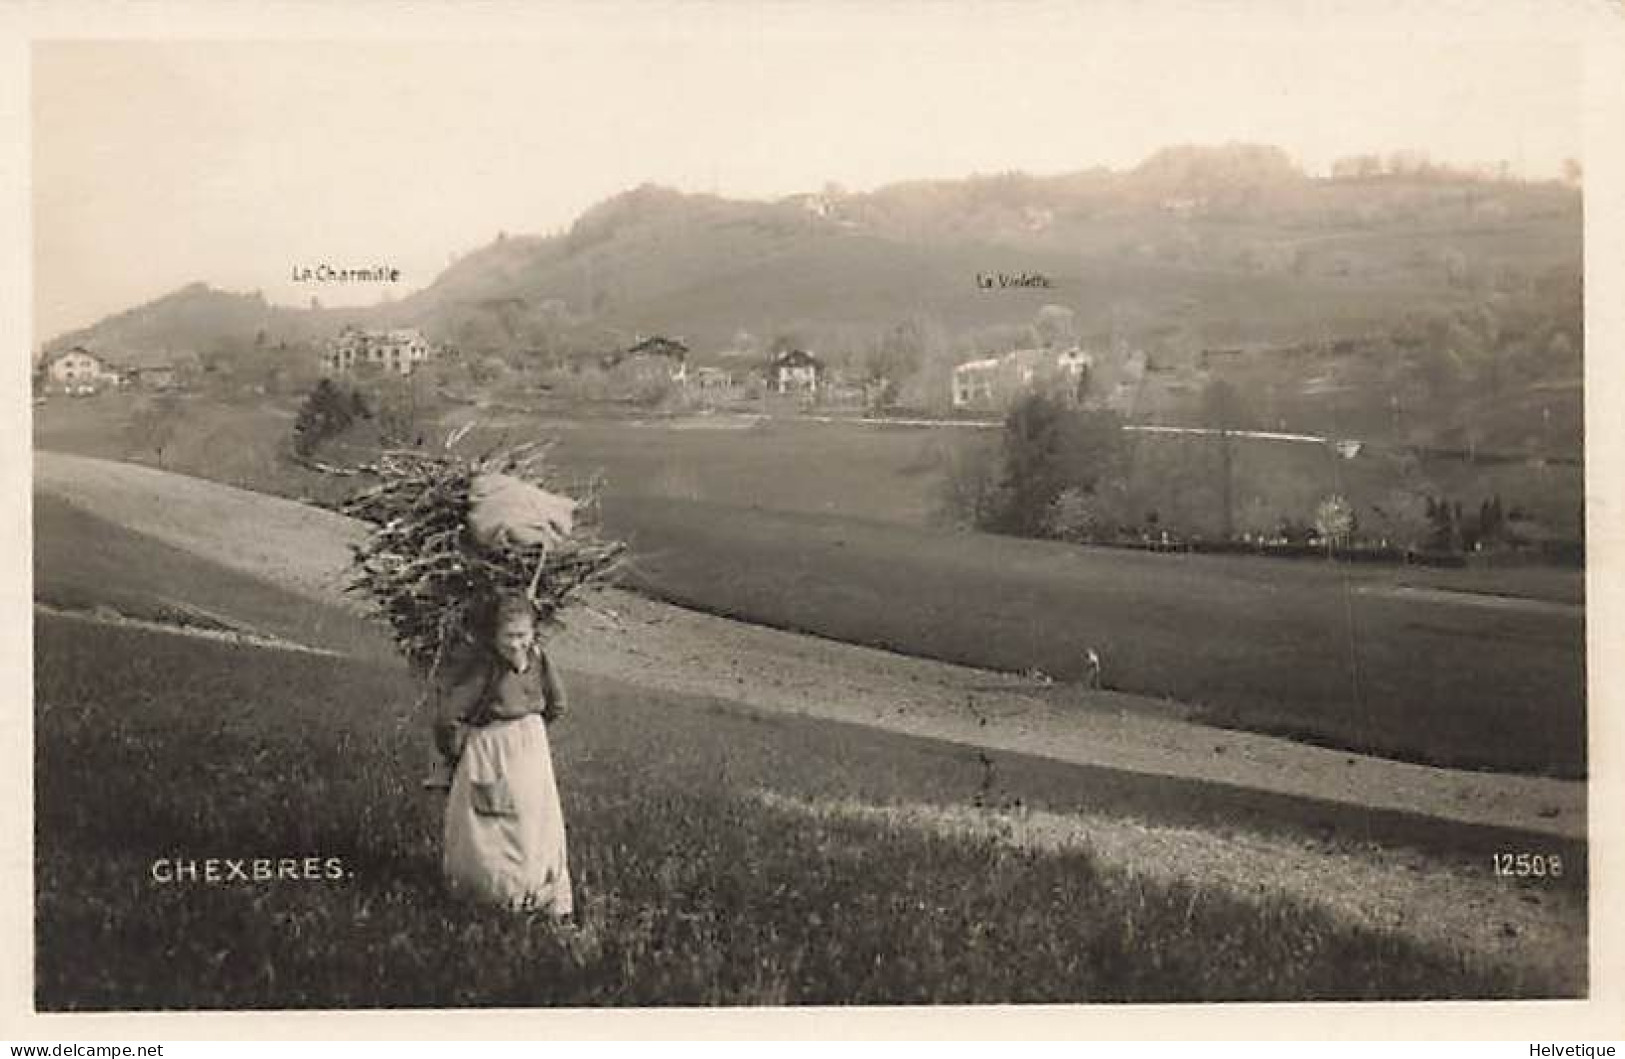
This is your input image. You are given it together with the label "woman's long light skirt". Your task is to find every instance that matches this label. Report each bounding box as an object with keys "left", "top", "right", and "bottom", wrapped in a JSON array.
[{"left": 443, "top": 714, "right": 572, "bottom": 915}]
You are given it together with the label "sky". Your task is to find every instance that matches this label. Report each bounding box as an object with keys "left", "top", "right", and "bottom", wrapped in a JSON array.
[{"left": 30, "top": 2, "right": 1589, "bottom": 342}]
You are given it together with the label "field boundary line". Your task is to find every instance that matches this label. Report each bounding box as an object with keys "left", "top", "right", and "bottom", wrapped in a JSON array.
[{"left": 34, "top": 602, "right": 343, "bottom": 657}]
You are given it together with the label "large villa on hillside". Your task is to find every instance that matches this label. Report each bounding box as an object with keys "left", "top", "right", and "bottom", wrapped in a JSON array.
[
  {"left": 320, "top": 326, "right": 436, "bottom": 377},
  {"left": 951, "top": 346, "right": 1094, "bottom": 410}
]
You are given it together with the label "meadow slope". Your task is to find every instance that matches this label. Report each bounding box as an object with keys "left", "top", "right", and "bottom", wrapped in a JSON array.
[
  {"left": 32, "top": 485, "right": 1588, "bottom": 1006},
  {"left": 34, "top": 400, "right": 1588, "bottom": 778},
  {"left": 32, "top": 453, "right": 1586, "bottom": 839}
]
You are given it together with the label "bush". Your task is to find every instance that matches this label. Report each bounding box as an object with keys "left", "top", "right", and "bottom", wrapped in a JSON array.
[
  {"left": 1043, "top": 487, "right": 1104, "bottom": 542},
  {"left": 1042, "top": 484, "right": 1136, "bottom": 543},
  {"left": 292, "top": 379, "right": 360, "bottom": 457},
  {"left": 992, "top": 394, "right": 1125, "bottom": 537}
]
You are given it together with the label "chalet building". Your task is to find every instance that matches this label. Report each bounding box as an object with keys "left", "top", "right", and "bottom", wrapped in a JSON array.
[
  {"left": 40, "top": 347, "right": 124, "bottom": 394},
  {"left": 603, "top": 335, "right": 689, "bottom": 384},
  {"left": 769, "top": 349, "right": 823, "bottom": 394},
  {"left": 321, "top": 326, "right": 434, "bottom": 377},
  {"left": 950, "top": 346, "right": 1095, "bottom": 410}
]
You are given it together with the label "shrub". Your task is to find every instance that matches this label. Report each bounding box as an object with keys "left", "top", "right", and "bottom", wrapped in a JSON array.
[
  {"left": 292, "top": 379, "right": 359, "bottom": 457},
  {"left": 993, "top": 394, "right": 1125, "bottom": 537},
  {"left": 1043, "top": 487, "right": 1104, "bottom": 542}
]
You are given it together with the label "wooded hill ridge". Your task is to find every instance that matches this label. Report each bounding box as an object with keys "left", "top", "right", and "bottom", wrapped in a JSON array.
[{"left": 44, "top": 143, "right": 1580, "bottom": 372}]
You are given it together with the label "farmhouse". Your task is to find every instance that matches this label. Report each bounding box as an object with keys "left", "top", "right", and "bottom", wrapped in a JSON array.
[
  {"left": 769, "top": 349, "right": 823, "bottom": 394},
  {"left": 950, "top": 346, "right": 1095, "bottom": 410},
  {"left": 321, "top": 326, "right": 435, "bottom": 377},
  {"left": 603, "top": 335, "right": 689, "bottom": 384},
  {"left": 39, "top": 347, "right": 124, "bottom": 394}
]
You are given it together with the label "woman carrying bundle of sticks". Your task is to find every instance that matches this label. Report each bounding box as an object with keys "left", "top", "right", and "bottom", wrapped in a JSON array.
[
  {"left": 428, "top": 591, "right": 573, "bottom": 918},
  {"left": 343, "top": 444, "right": 621, "bottom": 917}
]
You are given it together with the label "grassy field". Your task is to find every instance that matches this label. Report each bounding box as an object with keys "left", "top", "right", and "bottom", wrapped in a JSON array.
[
  {"left": 33, "top": 505, "right": 1581, "bottom": 1007},
  {"left": 34, "top": 395, "right": 1587, "bottom": 776},
  {"left": 36, "top": 392, "right": 1588, "bottom": 539},
  {"left": 604, "top": 495, "right": 1586, "bottom": 777}
]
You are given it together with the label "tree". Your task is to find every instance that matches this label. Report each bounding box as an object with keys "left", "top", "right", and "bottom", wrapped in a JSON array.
[
  {"left": 1314, "top": 494, "right": 1354, "bottom": 556},
  {"left": 292, "top": 378, "right": 357, "bottom": 457},
  {"left": 994, "top": 394, "right": 1125, "bottom": 536},
  {"left": 863, "top": 321, "right": 927, "bottom": 407},
  {"left": 1371, "top": 487, "right": 1433, "bottom": 555}
]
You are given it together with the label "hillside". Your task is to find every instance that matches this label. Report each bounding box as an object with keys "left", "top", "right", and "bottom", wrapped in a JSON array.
[
  {"left": 40, "top": 146, "right": 1583, "bottom": 458},
  {"left": 388, "top": 150, "right": 1580, "bottom": 358},
  {"left": 40, "top": 283, "right": 380, "bottom": 369},
  {"left": 44, "top": 144, "right": 1582, "bottom": 368}
]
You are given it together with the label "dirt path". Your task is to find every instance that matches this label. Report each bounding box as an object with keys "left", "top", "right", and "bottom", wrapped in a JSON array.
[{"left": 33, "top": 451, "right": 1585, "bottom": 843}]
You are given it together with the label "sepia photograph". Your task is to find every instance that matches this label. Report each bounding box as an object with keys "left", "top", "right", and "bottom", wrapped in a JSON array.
[{"left": 12, "top": 0, "right": 1623, "bottom": 1032}]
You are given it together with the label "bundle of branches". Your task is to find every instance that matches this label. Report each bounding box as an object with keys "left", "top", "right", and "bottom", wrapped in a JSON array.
[{"left": 341, "top": 440, "right": 624, "bottom": 677}]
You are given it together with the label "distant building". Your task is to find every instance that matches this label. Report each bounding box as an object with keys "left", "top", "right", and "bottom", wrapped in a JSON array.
[
  {"left": 127, "top": 364, "right": 179, "bottom": 390},
  {"left": 951, "top": 356, "right": 1002, "bottom": 408},
  {"left": 603, "top": 335, "right": 689, "bottom": 384},
  {"left": 40, "top": 347, "right": 123, "bottom": 394},
  {"left": 950, "top": 346, "right": 1095, "bottom": 410},
  {"left": 768, "top": 349, "right": 823, "bottom": 394},
  {"left": 321, "top": 326, "right": 434, "bottom": 377}
]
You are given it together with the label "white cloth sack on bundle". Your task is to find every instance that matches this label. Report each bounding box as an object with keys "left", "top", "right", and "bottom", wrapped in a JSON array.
[{"left": 467, "top": 472, "right": 577, "bottom": 551}]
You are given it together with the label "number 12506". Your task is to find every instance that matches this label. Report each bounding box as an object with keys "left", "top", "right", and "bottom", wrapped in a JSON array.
[{"left": 1493, "top": 852, "right": 1563, "bottom": 878}]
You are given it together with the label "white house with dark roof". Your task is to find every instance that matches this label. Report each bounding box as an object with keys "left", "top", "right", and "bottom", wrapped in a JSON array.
[
  {"left": 40, "top": 347, "right": 124, "bottom": 393},
  {"left": 950, "top": 346, "right": 1095, "bottom": 410},
  {"left": 604, "top": 335, "right": 689, "bottom": 384},
  {"left": 768, "top": 349, "right": 823, "bottom": 394}
]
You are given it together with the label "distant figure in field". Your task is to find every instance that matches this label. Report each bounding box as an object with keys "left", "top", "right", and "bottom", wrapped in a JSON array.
[{"left": 1082, "top": 646, "right": 1103, "bottom": 690}]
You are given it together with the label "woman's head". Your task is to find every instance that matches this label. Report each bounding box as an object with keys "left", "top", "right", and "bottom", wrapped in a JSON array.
[
  {"left": 494, "top": 595, "right": 537, "bottom": 655},
  {"left": 466, "top": 592, "right": 535, "bottom": 657}
]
